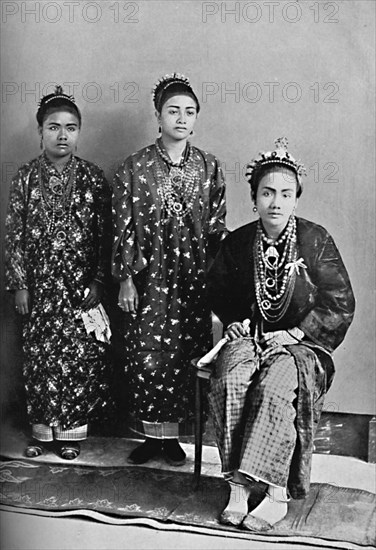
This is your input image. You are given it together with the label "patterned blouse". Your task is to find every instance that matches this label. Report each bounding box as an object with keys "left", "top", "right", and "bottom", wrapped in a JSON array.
[{"left": 111, "top": 140, "right": 227, "bottom": 429}]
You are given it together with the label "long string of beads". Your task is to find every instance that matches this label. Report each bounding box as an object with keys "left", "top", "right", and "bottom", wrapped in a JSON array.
[
  {"left": 254, "top": 216, "right": 297, "bottom": 323},
  {"left": 38, "top": 155, "right": 77, "bottom": 239},
  {"left": 154, "top": 140, "right": 199, "bottom": 226}
]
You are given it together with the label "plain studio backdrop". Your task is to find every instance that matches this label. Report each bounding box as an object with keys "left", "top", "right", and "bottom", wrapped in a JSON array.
[{"left": 0, "top": 0, "right": 374, "bottom": 420}]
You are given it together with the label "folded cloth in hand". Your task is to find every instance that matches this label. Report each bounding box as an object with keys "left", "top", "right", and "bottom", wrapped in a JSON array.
[
  {"left": 197, "top": 318, "right": 252, "bottom": 367},
  {"left": 81, "top": 304, "right": 112, "bottom": 344},
  {"left": 197, "top": 337, "right": 229, "bottom": 367}
]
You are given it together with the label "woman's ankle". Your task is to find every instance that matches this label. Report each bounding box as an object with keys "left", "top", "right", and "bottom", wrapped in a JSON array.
[
  {"left": 267, "top": 485, "right": 290, "bottom": 503},
  {"left": 232, "top": 470, "right": 251, "bottom": 486}
]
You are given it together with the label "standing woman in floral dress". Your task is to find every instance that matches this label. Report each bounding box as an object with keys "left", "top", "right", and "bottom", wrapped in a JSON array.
[
  {"left": 112, "top": 73, "right": 227, "bottom": 465},
  {"left": 5, "top": 86, "right": 112, "bottom": 460}
]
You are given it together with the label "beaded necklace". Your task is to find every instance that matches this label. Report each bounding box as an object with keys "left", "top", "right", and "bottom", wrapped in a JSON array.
[
  {"left": 254, "top": 216, "right": 297, "bottom": 323},
  {"left": 38, "top": 154, "right": 77, "bottom": 241},
  {"left": 155, "top": 138, "right": 190, "bottom": 168},
  {"left": 154, "top": 139, "right": 199, "bottom": 226}
]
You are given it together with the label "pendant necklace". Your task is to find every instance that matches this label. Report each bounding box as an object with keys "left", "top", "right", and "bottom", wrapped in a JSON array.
[
  {"left": 254, "top": 216, "right": 297, "bottom": 323},
  {"left": 38, "top": 154, "right": 77, "bottom": 242},
  {"left": 155, "top": 139, "right": 199, "bottom": 226}
]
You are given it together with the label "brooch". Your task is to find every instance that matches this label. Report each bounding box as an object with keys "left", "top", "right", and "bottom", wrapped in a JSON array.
[{"left": 285, "top": 257, "right": 307, "bottom": 275}]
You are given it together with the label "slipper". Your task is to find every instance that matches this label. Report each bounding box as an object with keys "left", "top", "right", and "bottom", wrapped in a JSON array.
[
  {"left": 59, "top": 442, "right": 80, "bottom": 460},
  {"left": 128, "top": 439, "right": 162, "bottom": 464},
  {"left": 219, "top": 510, "right": 247, "bottom": 526},
  {"left": 241, "top": 513, "right": 272, "bottom": 532},
  {"left": 163, "top": 439, "right": 186, "bottom": 466},
  {"left": 24, "top": 440, "right": 44, "bottom": 458}
]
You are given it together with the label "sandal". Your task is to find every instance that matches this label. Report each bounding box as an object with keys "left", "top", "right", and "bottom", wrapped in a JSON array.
[
  {"left": 59, "top": 442, "right": 80, "bottom": 460},
  {"left": 220, "top": 509, "right": 247, "bottom": 526},
  {"left": 219, "top": 481, "right": 251, "bottom": 526},
  {"left": 241, "top": 513, "right": 272, "bottom": 532},
  {"left": 24, "top": 440, "right": 45, "bottom": 458}
]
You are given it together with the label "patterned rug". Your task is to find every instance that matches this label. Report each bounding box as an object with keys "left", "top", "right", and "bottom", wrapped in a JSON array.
[{"left": 0, "top": 460, "right": 374, "bottom": 547}]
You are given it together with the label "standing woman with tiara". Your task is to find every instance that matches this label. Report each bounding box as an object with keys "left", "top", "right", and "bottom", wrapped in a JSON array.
[
  {"left": 112, "top": 73, "right": 227, "bottom": 465},
  {"left": 5, "top": 86, "right": 113, "bottom": 460},
  {"left": 206, "top": 138, "right": 355, "bottom": 531}
]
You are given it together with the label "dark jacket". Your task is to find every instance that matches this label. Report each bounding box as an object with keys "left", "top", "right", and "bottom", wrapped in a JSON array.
[
  {"left": 207, "top": 217, "right": 355, "bottom": 356},
  {"left": 207, "top": 217, "right": 356, "bottom": 498}
]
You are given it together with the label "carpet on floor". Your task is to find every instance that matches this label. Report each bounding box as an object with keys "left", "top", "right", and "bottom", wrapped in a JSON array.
[{"left": 0, "top": 460, "right": 374, "bottom": 547}]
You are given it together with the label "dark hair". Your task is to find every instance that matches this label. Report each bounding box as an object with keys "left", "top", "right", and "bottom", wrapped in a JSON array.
[
  {"left": 154, "top": 81, "right": 200, "bottom": 114},
  {"left": 250, "top": 165, "right": 303, "bottom": 202},
  {"left": 37, "top": 86, "right": 81, "bottom": 127}
]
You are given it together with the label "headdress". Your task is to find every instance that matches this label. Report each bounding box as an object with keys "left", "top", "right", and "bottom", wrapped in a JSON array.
[
  {"left": 37, "top": 85, "right": 81, "bottom": 126},
  {"left": 152, "top": 72, "right": 200, "bottom": 113},
  {"left": 245, "top": 138, "right": 306, "bottom": 186}
]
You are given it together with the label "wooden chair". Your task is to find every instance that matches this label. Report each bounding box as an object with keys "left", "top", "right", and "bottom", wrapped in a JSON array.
[
  {"left": 193, "top": 314, "right": 223, "bottom": 490},
  {"left": 193, "top": 357, "right": 215, "bottom": 490}
]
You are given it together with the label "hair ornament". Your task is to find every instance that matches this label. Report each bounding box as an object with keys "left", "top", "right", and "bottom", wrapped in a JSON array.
[
  {"left": 36, "top": 85, "right": 81, "bottom": 126},
  {"left": 38, "top": 85, "right": 77, "bottom": 108},
  {"left": 245, "top": 137, "right": 306, "bottom": 185},
  {"left": 152, "top": 72, "right": 191, "bottom": 102},
  {"left": 152, "top": 72, "right": 200, "bottom": 113}
]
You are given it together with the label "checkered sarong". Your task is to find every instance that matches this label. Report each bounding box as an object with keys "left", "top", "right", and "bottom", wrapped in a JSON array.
[{"left": 209, "top": 338, "right": 298, "bottom": 488}]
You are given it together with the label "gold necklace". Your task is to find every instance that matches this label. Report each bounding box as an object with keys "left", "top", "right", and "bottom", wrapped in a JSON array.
[
  {"left": 38, "top": 155, "right": 77, "bottom": 239},
  {"left": 155, "top": 138, "right": 190, "bottom": 168},
  {"left": 154, "top": 145, "right": 199, "bottom": 227},
  {"left": 254, "top": 216, "right": 297, "bottom": 323}
]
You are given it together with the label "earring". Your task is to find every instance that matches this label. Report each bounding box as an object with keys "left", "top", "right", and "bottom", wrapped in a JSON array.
[
  {"left": 158, "top": 126, "right": 161, "bottom": 134},
  {"left": 253, "top": 206, "right": 257, "bottom": 213},
  {"left": 40, "top": 137, "right": 43, "bottom": 150},
  {"left": 190, "top": 130, "right": 194, "bottom": 136}
]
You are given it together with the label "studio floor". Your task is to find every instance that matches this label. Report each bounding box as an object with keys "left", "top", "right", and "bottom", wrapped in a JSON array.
[{"left": 0, "top": 421, "right": 375, "bottom": 550}]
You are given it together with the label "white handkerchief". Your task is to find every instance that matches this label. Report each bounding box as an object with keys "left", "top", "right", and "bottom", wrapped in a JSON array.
[
  {"left": 197, "top": 337, "right": 229, "bottom": 367},
  {"left": 197, "top": 318, "right": 251, "bottom": 367},
  {"left": 81, "top": 304, "right": 112, "bottom": 344}
]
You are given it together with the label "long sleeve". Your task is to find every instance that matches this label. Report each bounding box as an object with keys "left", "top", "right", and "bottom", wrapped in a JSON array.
[
  {"left": 111, "top": 159, "right": 148, "bottom": 282},
  {"left": 207, "top": 158, "right": 228, "bottom": 258},
  {"left": 207, "top": 228, "right": 253, "bottom": 327},
  {"left": 207, "top": 219, "right": 356, "bottom": 351},
  {"left": 298, "top": 233, "right": 355, "bottom": 352},
  {"left": 92, "top": 167, "right": 112, "bottom": 285},
  {"left": 5, "top": 168, "right": 29, "bottom": 291}
]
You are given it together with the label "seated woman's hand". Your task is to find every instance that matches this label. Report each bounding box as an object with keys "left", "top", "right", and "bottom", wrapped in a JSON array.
[
  {"left": 118, "top": 277, "right": 139, "bottom": 313},
  {"left": 261, "top": 328, "right": 304, "bottom": 348},
  {"left": 225, "top": 321, "right": 250, "bottom": 341}
]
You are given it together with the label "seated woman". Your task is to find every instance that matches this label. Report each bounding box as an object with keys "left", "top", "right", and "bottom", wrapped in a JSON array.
[
  {"left": 5, "top": 86, "right": 112, "bottom": 460},
  {"left": 206, "top": 138, "right": 355, "bottom": 531}
]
